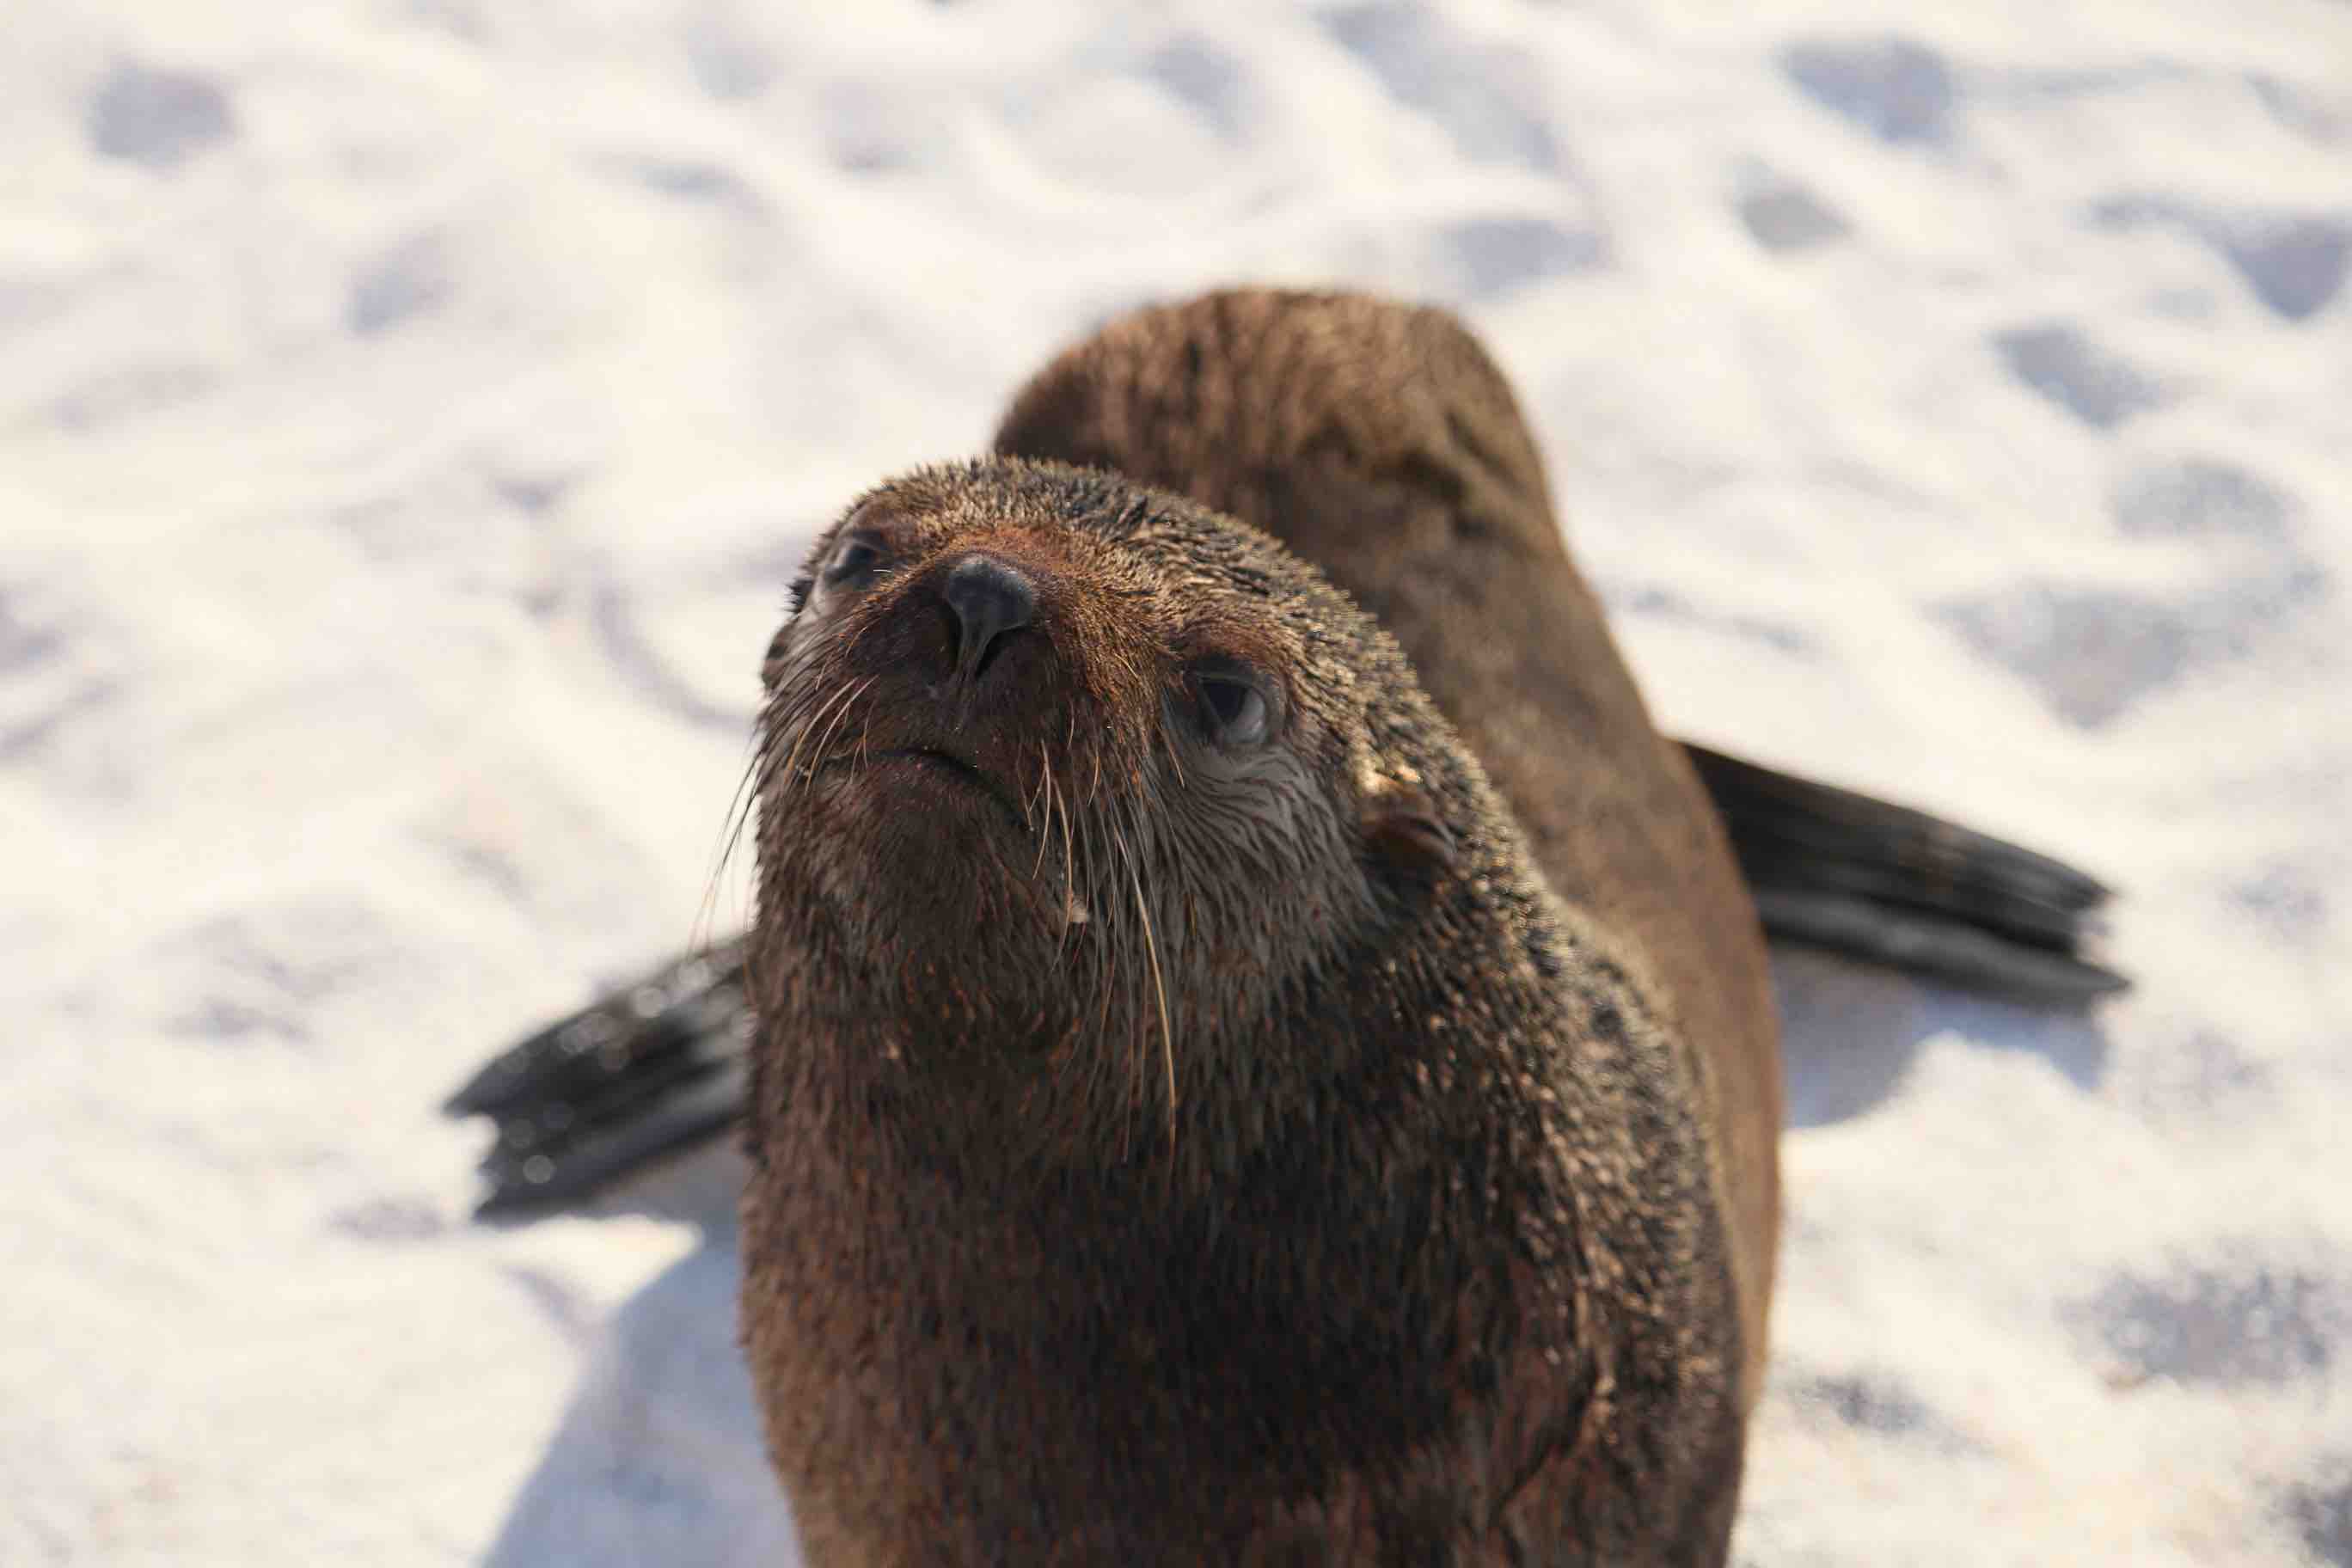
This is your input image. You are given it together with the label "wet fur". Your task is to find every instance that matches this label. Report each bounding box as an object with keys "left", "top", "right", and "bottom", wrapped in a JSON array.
[
  {"left": 741, "top": 292, "right": 1781, "bottom": 1565},
  {"left": 995, "top": 291, "right": 1782, "bottom": 1373}
]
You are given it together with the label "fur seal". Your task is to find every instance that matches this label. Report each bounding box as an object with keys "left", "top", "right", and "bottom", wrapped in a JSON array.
[
  {"left": 444, "top": 289, "right": 2128, "bottom": 1563},
  {"left": 739, "top": 293, "right": 1775, "bottom": 1564}
]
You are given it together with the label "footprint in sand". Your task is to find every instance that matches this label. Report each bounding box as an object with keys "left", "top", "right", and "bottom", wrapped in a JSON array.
[
  {"left": 1990, "top": 322, "right": 2167, "bottom": 431},
  {"left": 1735, "top": 168, "right": 1853, "bottom": 255},
  {"left": 1781, "top": 35, "right": 1956, "bottom": 148},
  {"left": 1323, "top": 4, "right": 1561, "bottom": 172},
  {"left": 2073, "top": 1249, "right": 2348, "bottom": 1388},
  {"left": 88, "top": 58, "right": 236, "bottom": 171}
]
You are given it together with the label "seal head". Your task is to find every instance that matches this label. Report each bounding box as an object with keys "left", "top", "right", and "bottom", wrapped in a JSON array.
[{"left": 752, "top": 458, "right": 1455, "bottom": 1176}]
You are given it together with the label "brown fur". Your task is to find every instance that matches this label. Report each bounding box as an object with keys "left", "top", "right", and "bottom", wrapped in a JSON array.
[
  {"left": 739, "top": 291, "right": 1782, "bottom": 1565},
  {"left": 995, "top": 289, "right": 1783, "bottom": 1401}
]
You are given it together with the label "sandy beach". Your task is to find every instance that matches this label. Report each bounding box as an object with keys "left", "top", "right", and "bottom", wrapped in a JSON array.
[{"left": 5, "top": 3, "right": 2348, "bottom": 1563}]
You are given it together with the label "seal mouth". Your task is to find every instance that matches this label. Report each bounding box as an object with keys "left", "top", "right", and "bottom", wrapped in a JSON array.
[{"left": 873, "top": 747, "right": 1032, "bottom": 839}]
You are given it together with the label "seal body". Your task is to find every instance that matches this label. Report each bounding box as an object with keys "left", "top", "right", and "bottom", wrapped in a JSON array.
[
  {"left": 741, "top": 295, "right": 1781, "bottom": 1565},
  {"left": 994, "top": 291, "right": 1783, "bottom": 1385}
]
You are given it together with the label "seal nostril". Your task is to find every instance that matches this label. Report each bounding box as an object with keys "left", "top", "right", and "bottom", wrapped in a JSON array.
[{"left": 940, "top": 554, "right": 1037, "bottom": 685}]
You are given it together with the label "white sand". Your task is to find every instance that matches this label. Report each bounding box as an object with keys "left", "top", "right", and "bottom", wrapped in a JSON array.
[{"left": 6, "top": 3, "right": 2348, "bottom": 1563}]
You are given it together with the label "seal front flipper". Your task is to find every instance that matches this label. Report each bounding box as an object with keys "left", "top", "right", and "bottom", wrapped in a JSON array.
[
  {"left": 1679, "top": 742, "right": 2128, "bottom": 1004},
  {"left": 444, "top": 939, "right": 751, "bottom": 1219}
]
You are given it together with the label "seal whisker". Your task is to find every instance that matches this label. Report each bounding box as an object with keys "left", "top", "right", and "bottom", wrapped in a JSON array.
[
  {"left": 1059, "top": 713, "right": 1081, "bottom": 942},
  {"left": 853, "top": 689, "right": 877, "bottom": 772},
  {"left": 1059, "top": 787, "right": 1079, "bottom": 939},
  {"left": 792, "top": 677, "right": 873, "bottom": 809},
  {"left": 1031, "top": 741, "right": 1054, "bottom": 880},
  {"left": 693, "top": 738, "right": 767, "bottom": 953},
  {"left": 1102, "top": 800, "right": 1174, "bottom": 1154},
  {"left": 811, "top": 677, "right": 874, "bottom": 781},
  {"left": 1128, "top": 850, "right": 1175, "bottom": 1153},
  {"left": 769, "top": 677, "right": 855, "bottom": 810},
  {"left": 1077, "top": 802, "right": 1137, "bottom": 1161},
  {"left": 1159, "top": 692, "right": 1187, "bottom": 789}
]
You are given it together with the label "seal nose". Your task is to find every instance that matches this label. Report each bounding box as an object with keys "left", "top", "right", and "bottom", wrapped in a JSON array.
[{"left": 940, "top": 554, "right": 1037, "bottom": 684}]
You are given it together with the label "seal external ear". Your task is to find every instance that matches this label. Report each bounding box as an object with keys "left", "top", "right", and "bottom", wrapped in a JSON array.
[{"left": 1361, "top": 776, "right": 1458, "bottom": 888}]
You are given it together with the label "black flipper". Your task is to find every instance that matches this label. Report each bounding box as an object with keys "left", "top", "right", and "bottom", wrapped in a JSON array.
[
  {"left": 444, "top": 746, "right": 2125, "bottom": 1218},
  {"left": 1681, "top": 742, "right": 2128, "bottom": 1005},
  {"left": 444, "top": 940, "right": 754, "bottom": 1219}
]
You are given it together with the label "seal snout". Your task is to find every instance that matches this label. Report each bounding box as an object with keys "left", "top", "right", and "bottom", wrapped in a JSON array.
[{"left": 940, "top": 553, "right": 1037, "bottom": 688}]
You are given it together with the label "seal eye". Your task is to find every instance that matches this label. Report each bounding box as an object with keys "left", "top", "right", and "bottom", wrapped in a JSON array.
[
  {"left": 823, "top": 534, "right": 885, "bottom": 589},
  {"left": 1191, "top": 663, "right": 1273, "bottom": 748}
]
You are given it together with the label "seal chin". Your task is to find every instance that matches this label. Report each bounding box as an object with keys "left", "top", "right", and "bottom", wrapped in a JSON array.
[
  {"left": 867, "top": 746, "right": 1034, "bottom": 841},
  {"left": 798, "top": 749, "right": 1067, "bottom": 943}
]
